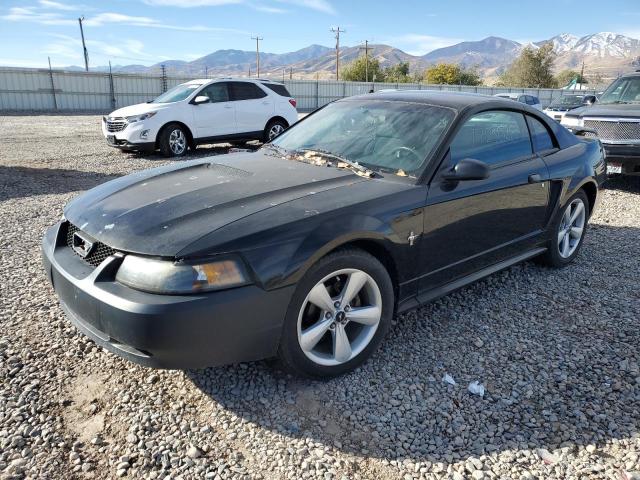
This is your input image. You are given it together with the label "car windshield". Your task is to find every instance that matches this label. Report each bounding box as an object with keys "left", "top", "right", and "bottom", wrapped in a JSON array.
[
  {"left": 151, "top": 83, "right": 202, "bottom": 103},
  {"left": 598, "top": 77, "right": 640, "bottom": 104},
  {"left": 549, "top": 95, "right": 584, "bottom": 107},
  {"left": 270, "top": 99, "right": 455, "bottom": 176}
]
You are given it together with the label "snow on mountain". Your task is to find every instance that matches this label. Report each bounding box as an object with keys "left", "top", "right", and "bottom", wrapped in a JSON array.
[
  {"left": 572, "top": 32, "right": 640, "bottom": 58},
  {"left": 541, "top": 33, "right": 580, "bottom": 53}
]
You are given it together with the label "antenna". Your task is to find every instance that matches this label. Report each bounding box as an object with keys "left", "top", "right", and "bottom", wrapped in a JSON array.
[{"left": 330, "top": 27, "right": 345, "bottom": 80}]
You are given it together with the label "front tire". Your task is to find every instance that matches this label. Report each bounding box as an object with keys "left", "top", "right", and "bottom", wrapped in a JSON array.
[
  {"left": 277, "top": 248, "right": 394, "bottom": 378},
  {"left": 159, "top": 123, "right": 189, "bottom": 157},
  {"left": 263, "top": 119, "right": 288, "bottom": 143},
  {"left": 537, "top": 190, "right": 589, "bottom": 268}
]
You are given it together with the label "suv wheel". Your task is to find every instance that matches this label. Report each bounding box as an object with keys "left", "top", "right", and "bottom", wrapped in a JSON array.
[
  {"left": 264, "top": 119, "right": 288, "bottom": 143},
  {"left": 277, "top": 248, "right": 394, "bottom": 378},
  {"left": 159, "top": 123, "right": 189, "bottom": 157}
]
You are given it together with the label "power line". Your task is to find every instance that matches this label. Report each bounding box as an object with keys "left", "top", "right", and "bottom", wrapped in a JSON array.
[
  {"left": 78, "top": 16, "right": 89, "bottom": 72},
  {"left": 251, "top": 35, "right": 263, "bottom": 77},
  {"left": 330, "top": 27, "right": 345, "bottom": 81}
]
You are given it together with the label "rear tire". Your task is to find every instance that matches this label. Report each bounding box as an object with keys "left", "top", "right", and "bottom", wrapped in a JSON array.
[
  {"left": 277, "top": 248, "right": 394, "bottom": 379},
  {"left": 263, "top": 119, "right": 288, "bottom": 143},
  {"left": 159, "top": 123, "right": 189, "bottom": 157},
  {"left": 537, "top": 190, "right": 589, "bottom": 268}
]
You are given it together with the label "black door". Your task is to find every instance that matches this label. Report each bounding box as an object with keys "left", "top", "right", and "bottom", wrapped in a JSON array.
[{"left": 418, "top": 110, "right": 550, "bottom": 295}]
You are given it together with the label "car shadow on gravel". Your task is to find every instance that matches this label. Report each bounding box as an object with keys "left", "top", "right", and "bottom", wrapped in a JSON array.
[
  {"left": 604, "top": 175, "right": 640, "bottom": 194},
  {"left": 186, "top": 224, "right": 640, "bottom": 466},
  {"left": 0, "top": 165, "right": 121, "bottom": 201}
]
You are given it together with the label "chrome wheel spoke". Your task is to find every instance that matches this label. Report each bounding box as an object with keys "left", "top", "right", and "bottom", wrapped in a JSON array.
[
  {"left": 332, "top": 325, "right": 352, "bottom": 363},
  {"left": 347, "top": 305, "right": 381, "bottom": 326},
  {"left": 300, "top": 319, "right": 333, "bottom": 352},
  {"left": 569, "top": 226, "right": 583, "bottom": 239},
  {"left": 339, "top": 271, "right": 368, "bottom": 306},
  {"left": 307, "top": 283, "right": 336, "bottom": 314},
  {"left": 569, "top": 202, "right": 584, "bottom": 225},
  {"left": 557, "top": 229, "right": 566, "bottom": 245},
  {"left": 562, "top": 233, "right": 571, "bottom": 257}
]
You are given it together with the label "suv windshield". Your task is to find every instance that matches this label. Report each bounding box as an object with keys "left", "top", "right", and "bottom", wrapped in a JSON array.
[
  {"left": 549, "top": 95, "right": 584, "bottom": 107},
  {"left": 599, "top": 77, "right": 640, "bottom": 104},
  {"left": 151, "top": 83, "right": 202, "bottom": 103},
  {"left": 270, "top": 99, "right": 454, "bottom": 176}
]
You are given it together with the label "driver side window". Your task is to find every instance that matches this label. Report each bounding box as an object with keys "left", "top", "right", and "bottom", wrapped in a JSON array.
[
  {"left": 450, "top": 111, "right": 533, "bottom": 167},
  {"left": 200, "top": 83, "right": 229, "bottom": 103}
]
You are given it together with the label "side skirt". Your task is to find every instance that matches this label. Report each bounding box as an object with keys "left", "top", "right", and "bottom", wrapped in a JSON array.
[{"left": 397, "top": 247, "right": 547, "bottom": 313}]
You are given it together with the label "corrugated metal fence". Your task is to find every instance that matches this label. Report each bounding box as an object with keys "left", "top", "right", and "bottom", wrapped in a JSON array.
[{"left": 0, "top": 67, "right": 600, "bottom": 113}]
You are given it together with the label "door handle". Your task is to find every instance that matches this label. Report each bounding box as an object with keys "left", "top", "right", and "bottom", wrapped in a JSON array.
[
  {"left": 224, "top": 105, "right": 233, "bottom": 109},
  {"left": 262, "top": 101, "right": 271, "bottom": 105},
  {"left": 528, "top": 173, "right": 542, "bottom": 184}
]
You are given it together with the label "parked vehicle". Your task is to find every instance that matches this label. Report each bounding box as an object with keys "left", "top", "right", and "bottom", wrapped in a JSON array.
[
  {"left": 43, "top": 91, "right": 606, "bottom": 378},
  {"left": 493, "top": 92, "right": 543, "bottom": 111},
  {"left": 101, "top": 78, "right": 298, "bottom": 157},
  {"left": 543, "top": 94, "right": 596, "bottom": 121},
  {"left": 562, "top": 71, "right": 640, "bottom": 175}
]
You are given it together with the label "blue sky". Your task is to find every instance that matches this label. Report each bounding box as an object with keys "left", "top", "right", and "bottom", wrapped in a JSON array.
[{"left": 1, "top": 0, "right": 640, "bottom": 68}]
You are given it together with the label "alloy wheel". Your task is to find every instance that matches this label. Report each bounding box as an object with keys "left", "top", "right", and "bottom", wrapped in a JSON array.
[
  {"left": 558, "top": 198, "right": 586, "bottom": 258},
  {"left": 268, "top": 124, "right": 285, "bottom": 140},
  {"left": 169, "top": 129, "right": 186, "bottom": 155},
  {"left": 297, "top": 268, "right": 382, "bottom": 366}
]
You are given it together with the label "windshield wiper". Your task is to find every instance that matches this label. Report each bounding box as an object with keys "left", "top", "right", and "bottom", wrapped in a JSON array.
[{"left": 297, "top": 148, "right": 375, "bottom": 178}]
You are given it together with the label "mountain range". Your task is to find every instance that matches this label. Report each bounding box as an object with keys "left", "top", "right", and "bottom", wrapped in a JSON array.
[{"left": 84, "top": 32, "right": 640, "bottom": 83}]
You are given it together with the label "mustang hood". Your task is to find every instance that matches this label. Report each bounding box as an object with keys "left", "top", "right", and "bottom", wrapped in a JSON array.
[
  {"left": 64, "top": 151, "right": 364, "bottom": 256},
  {"left": 569, "top": 103, "right": 640, "bottom": 118}
]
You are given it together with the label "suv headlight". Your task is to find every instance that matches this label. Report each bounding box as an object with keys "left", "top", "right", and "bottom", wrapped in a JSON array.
[
  {"left": 562, "top": 116, "right": 583, "bottom": 128},
  {"left": 115, "top": 255, "right": 249, "bottom": 294},
  {"left": 125, "top": 112, "right": 157, "bottom": 123}
]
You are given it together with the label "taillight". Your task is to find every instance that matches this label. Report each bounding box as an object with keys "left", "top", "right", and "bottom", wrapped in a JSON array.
[{"left": 289, "top": 98, "right": 297, "bottom": 108}]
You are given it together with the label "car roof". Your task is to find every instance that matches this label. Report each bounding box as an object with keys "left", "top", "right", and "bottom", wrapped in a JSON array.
[
  {"left": 494, "top": 93, "right": 520, "bottom": 98},
  {"left": 349, "top": 90, "right": 530, "bottom": 110}
]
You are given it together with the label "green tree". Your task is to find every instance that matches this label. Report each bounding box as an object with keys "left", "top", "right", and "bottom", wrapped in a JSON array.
[
  {"left": 497, "top": 43, "right": 557, "bottom": 88},
  {"left": 341, "top": 56, "right": 383, "bottom": 82},
  {"left": 423, "top": 63, "right": 482, "bottom": 86},
  {"left": 383, "top": 61, "right": 412, "bottom": 83},
  {"left": 556, "top": 69, "right": 588, "bottom": 87}
]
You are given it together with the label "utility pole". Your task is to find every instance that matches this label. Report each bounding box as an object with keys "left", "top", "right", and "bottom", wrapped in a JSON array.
[
  {"left": 331, "top": 27, "right": 345, "bottom": 80},
  {"left": 579, "top": 59, "right": 585, "bottom": 90},
  {"left": 78, "top": 16, "right": 89, "bottom": 72},
  {"left": 251, "top": 35, "right": 263, "bottom": 77},
  {"left": 359, "top": 40, "right": 371, "bottom": 82}
]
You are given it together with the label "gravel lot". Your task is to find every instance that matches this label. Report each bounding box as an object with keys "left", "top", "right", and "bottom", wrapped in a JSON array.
[{"left": 1, "top": 114, "right": 639, "bottom": 480}]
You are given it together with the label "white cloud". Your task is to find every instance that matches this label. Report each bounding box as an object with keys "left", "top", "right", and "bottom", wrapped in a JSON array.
[
  {"left": 252, "top": 4, "right": 288, "bottom": 13},
  {"left": 386, "top": 34, "right": 463, "bottom": 56},
  {"left": 276, "top": 0, "right": 335, "bottom": 14},
  {"left": 1, "top": 6, "right": 74, "bottom": 25},
  {"left": 141, "top": 0, "right": 241, "bottom": 6},
  {"left": 38, "top": 0, "right": 87, "bottom": 11},
  {"left": 43, "top": 34, "right": 156, "bottom": 64}
]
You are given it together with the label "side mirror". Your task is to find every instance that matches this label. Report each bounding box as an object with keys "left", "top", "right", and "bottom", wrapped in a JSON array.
[
  {"left": 193, "top": 95, "right": 210, "bottom": 105},
  {"left": 582, "top": 95, "right": 597, "bottom": 106},
  {"left": 442, "top": 158, "right": 490, "bottom": 181},
  {"left": 571, "top": 127, "right": 598, "bottom": 137}
]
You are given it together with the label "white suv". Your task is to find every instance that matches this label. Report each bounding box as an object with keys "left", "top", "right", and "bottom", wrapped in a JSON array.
[{"left": 102, "top": 78, "right": 298, "bottom": 157}]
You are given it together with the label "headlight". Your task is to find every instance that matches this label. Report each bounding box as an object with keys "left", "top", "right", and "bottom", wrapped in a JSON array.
[
  {"left": 115, "top": 255, "right": 249, "bottom": 294},
  {"left": 562, "top": 116, "right": 583, "bottom": 128},
  {"left": 125, "top": 112, "right": 157, "bottom": 123}
]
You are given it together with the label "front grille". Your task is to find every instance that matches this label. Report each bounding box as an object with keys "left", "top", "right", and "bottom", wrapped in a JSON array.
[
  {"left": 65, "top": 223, "right": 117, "bottom": 267},
  {"left": 106, "top": 117, "right": 127, "bottom": 132},
  {"left": 584, "top": 119, "right": 640, "bottom": 142}
]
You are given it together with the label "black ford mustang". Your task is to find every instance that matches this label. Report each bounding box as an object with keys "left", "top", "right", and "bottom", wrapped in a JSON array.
[{"left": 42, "top": 91, "right": 607, "bottom": 378}]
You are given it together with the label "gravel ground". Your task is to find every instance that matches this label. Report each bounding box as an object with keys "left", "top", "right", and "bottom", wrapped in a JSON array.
[{"left": 1, "top": 114, "right": 639, "bottom": 480}]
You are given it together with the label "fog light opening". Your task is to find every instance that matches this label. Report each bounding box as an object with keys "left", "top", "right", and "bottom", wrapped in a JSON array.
[{"left": 140, "top": 129, "right": 150, "bottom": 140}]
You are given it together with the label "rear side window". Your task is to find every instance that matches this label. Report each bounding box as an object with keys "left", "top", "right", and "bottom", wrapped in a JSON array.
[
  {"left": 450, "top": 110, "right": 532, "bottom": 166},
  {"left": 200, "top": 82, "right": 229, "bottom": 103},
  {"left": 262, "top": 83, "right": 291, "bottom": 97},
  {"left": 527, "top": 116, "right": 555, "bottom": 153},
  {"left": 230, "top": 82, "right": 267, "bottom": 101},
  {"left": 531, "top": 96, "right": 540, "bottom": 104}
]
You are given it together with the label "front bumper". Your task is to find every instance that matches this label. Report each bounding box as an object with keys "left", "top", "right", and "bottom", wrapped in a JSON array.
[
  {"left": 601, "top": 143, "right": 640, "bottom": 174},
  {"left": 102, "top": 120, "right": 158, "bottom": 152},
  {"left": 41, "top": 223, "right": 294, "bottom": 369}
]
